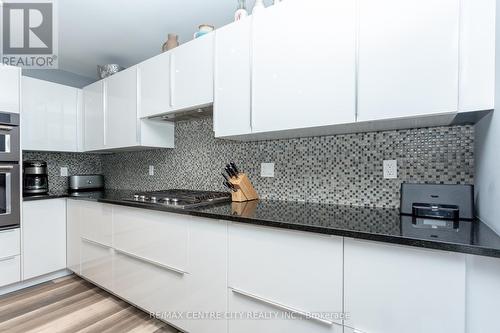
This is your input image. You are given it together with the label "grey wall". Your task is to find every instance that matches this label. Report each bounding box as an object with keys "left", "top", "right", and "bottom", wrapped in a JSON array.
[
  {"left": 22, "top": 69, "right": 95, "bottom": 88},
  {"left": 101, "top": 117, "right": 474, "bottom": 209}
]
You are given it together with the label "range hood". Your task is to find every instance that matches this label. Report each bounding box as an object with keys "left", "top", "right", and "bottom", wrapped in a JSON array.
[{"left": 149, "top": 106, "right": 213, "bottom": 122}]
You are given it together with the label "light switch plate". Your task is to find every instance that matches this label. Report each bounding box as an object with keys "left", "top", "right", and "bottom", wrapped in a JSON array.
[
  {"left": 383, "top": 160, "right": 398, "bottom": 179},
  {"left": 60, "top": 167, "right": 68, "bottom": 177},
  {"left": 149, "top": 165, "right": 154, "bottom": 176},
  {"left": 261, "top": 163, "right": 275, "bottom": 178}
]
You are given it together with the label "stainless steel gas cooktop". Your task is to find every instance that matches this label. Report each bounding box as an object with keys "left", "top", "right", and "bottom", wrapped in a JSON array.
[{"left": 124, "top": 189, "right": 231, "bottom": 209}]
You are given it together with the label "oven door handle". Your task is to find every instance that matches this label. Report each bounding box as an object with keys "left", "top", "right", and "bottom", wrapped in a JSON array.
[
  {"left": 0, "top": 168, "right": 12, "bottom": 215},
  {"left": 0, "top": 125, "right": 14, "bottom": 131}
]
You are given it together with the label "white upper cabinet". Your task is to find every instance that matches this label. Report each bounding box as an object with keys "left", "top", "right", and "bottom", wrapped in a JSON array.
[
  {"left": 22, "top": 77, "right": 80, "bottom": 152},
  {"left": 0, "top": 65, "right": 20, "bottom": 114},
  {"left": 105, "top": 67, "right": 138, "bottom": 149},
  {"left": 344, "top": 238, "right": 466, "bottom": 333},
  {"left": 214, "top": 17, "right": 252, "bottom": 138},
  {"left": 458, "top": 0, "right": 495, "bottom": 112},
  {"left": 137, "top": 34, "right": 214, "bottom": 119},
  {"left": 138, "top": 52, "right": 172, "bottom": 118},
  {"left": 251, "top": 0, "right": 356, "bottom": 133},
  {"left": 82, "top": 66, "right": 174, "bottom": 152},
  {"left": 83, "top": 81, "right": 105, "bottom": 151},
  {"left": 357, "top": 0, "right": 460, "bottom": 121},
  {"left": 170, "top": 33, "right": 214, "bottom": 112}
]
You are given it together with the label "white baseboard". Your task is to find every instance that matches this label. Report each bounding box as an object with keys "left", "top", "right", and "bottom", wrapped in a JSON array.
[{"left": 0, "top": 269, "right": 72, "bottom": 297}]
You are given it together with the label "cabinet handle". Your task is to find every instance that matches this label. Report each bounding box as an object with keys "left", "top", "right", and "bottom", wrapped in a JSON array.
[
  {"left": 81, "top": 237, "right": 112, "bottom": 249},
  {"left": 343, "top": 325, "right": 368, "bottom": 333},
  {"left": 229, "top": 287, "right": 338, "bottom": 327},
  {"left": 114, "top": 248, "right": 188, "bottom": 275},
  {"left": 0, "top": 255, "right": 17, "bottom": 263},
  {"left": 0, "top": 165, "right": 14, "bottom": 170}
]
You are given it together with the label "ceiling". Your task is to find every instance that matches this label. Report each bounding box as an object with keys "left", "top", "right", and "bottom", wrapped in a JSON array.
[{"left": 49, "top": 0, "right": 269, "bottom": 84}]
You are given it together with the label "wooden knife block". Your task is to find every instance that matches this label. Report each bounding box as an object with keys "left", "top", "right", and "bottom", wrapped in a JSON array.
[{"left": 229, "top": 173, "right": 259, "bottom": 202}]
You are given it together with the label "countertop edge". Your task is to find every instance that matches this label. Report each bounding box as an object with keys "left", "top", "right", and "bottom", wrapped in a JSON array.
[{"left": 24, "top": 194, "right": 500, "bottom": 259}]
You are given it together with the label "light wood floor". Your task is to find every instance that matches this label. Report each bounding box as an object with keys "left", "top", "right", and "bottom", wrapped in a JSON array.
[{"left": 0, "top": 275, "right": 179, "bottom": 333}]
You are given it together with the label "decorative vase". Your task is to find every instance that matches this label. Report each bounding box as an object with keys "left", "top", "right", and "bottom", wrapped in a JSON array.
[
  {"left": 162, "top": 34, "right": 179, "bottom": 52},
  {"left": 252, "top": 0, "right": 265, "bottom": 14},
  {"left": 194, "top": 24, "right": 215, "bottom": 39},
  {"left": 234, "top": 0, "right": 248, "bottom": 21}
]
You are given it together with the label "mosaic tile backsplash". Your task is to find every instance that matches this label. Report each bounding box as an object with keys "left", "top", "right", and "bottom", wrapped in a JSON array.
[
  {"left": 98, "top": 117, "right": 474, "bottom": 208},
  {"left": 22, "top": 117, "right": 473, "bottom": 208},
  {"left": 22, "top": 151, "right": 103, "bottom": 192}
]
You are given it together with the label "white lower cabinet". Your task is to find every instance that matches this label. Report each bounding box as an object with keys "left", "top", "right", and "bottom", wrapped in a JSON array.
[
  {"left": 80, "top": 201, "right": 113, "bottom": 247},
  {"left": 112, "top": 207, "right": 227, "bottom": 333},
  {"left": 112, "top": 248, "right": 187, "bottom": 328},
  {"left": 228, "top": 223, "right": 344, "bottom": 333},
  {"left": 22, "top": 199, "right": 67, "bottom": 280},
  {"left": 344, "top": 238, "right": 466, "bottom": 333},
  {"left": 81, "top": 238, "right": 113, "bottom": 291},
  {"left": 0, "top": 228, "right": 21, "bottom": 287},
  {"left": 66, "top": 199, "right": 81, "bottom": 274},
  {"left": 0, "top": 256, "right": 21, "bottom": 287}
]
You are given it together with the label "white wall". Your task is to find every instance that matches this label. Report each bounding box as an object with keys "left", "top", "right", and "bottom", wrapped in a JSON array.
[{"left": 475, "top": 2, "right": 500, "bottom": 234}]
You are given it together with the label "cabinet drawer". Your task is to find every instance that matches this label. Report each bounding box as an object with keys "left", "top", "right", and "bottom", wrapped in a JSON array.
[
  {"left": 0, "top": 229, "right": 20, "bottom": 259},
  {"left": 80, "top": 202, "right": 112, "bottom": 247},
  {"left": 228, "top": 223, "right": 343, "bottom": 326},
  {"left": 113, "top": 250, "right": 187, "bottom": 328},
  {"left": 0, "top": 255, "right": 21, "bottom": 287},
  {"left": 81, "top": 238, "right": 113, "bottom": 291},
  {"left": 228, "top": 288, "right": 342, "bottom": 333},
  {"left": 113, "top": 207, "right": 188, "bottom": 272}
]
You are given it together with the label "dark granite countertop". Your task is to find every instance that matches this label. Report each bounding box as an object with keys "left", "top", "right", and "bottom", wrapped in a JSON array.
[{"left": 23, "top": 189, "right": 500, "bottom": 258}]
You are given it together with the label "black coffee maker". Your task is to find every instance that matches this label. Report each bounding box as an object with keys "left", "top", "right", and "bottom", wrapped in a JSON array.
[{"left": 23, "top": 161, "right": 49, "bottom": 195}]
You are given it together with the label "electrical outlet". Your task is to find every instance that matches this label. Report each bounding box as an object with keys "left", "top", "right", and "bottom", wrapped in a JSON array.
[
  {"left": 261, "top": 163, "right": 275, "bottom": 178},
  {"left": 60, "top": 167, "right": 68, "bottom": 177},
  {"left": 149, "top": 165, "right": 155, "bottom": 176},
  {"left": 383, "top": 160, "right": 398, "bottom": 179}
]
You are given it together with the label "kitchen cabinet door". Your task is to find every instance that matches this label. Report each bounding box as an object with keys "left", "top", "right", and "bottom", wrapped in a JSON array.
[
  {"left": 83, "top": 81, "right": 105, "bottom": 151},
  {"left": 344, "top": 238, "right": 466, "bottom": 333},
  {"left": 113, "top": 206, "right": 189, "bottom": 273},
  {"left": 357, "top": 0, "right": 459, "bottom": 121},
  {"left": 22, "top": 199, "right": 67, "bottom": 280},
  {"left": 171, "top": 33, "right": 214, "bottom": 111},
  {"left": 105, "top": 67, "right": 138, "bottom": 149},
  {"left": 80, "top": 201, "right": 113, "bottom": 247},
  {"left": 228, "top": 223, "right": 343, "bottom": 332},
  {"left": 138, "top": 52, "right": 172, "bottom": 118},
  {"left": 214, "top": 18, "right": 251, "bottom": 138},
  {"left": 178, "top": 218, "right": 228, "bottom": 333},
  {"left": 81, "top": 238, "right": 113, "bottom": 291},
  {"left": 0, "top": 65, "right": 20, "bottom": 114},
  {"left": 0, "top": 256, "right": 21, "bottom": 287},
  {"left": 66, "top": 199, "right": 81, "bottom": 274},
  {"left": 251, "top": 0, "right": 356, "bottom": 133},
  {"left": 22, "top": 77, "right": 80, "bottom": 152},
  {"left": 458, "top": 0, "right": 495, "bottom": 112}
]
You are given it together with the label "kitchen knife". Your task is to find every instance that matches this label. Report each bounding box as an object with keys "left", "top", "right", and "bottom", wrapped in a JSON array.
[
  {"left": 223, "top": 181, "right": 236, "bottom": 192},
  {"left": 225, "top": 165, "right": 236, "bottom": 178},
  {"left": 221, "top": 172, "right": 230, "bottom": 182},
  {"left": 230, "top": 162, "right": 240, "bottom": 175}
]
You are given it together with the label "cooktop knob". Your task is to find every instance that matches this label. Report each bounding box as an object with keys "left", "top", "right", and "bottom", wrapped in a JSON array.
[
  {"left": 133, "top": 195, "right": 139, "bottom": 201},
  {"left": 150, "top": 196, "right": 157, "bottom": 202},
  {"left": 139, "top": 195, "right": 146, "bottom": 201}
]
